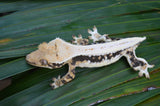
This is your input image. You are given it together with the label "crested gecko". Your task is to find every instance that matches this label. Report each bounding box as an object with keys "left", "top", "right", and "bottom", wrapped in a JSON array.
[{"left": 26, "top": 26, "right": 154, "bottom": 89}]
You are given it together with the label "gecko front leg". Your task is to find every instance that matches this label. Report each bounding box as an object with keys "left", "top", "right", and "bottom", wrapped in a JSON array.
[
  {"left": 72, "top": 34, "right": 89, "bottom": 45},
  {"left": 50, "top": 63, "right": 76, "bottom": 89}
]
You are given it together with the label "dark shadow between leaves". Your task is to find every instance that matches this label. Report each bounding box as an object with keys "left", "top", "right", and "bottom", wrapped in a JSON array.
[{"left": 0, "top": 11, "right": 17, "bottom": 17}]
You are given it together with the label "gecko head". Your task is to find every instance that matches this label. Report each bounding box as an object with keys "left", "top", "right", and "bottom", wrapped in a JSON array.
[{"left": 26, "top": 42, "right": 64, "bottom": 69}]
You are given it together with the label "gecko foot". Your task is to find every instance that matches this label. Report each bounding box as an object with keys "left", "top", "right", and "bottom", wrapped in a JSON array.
[
  {"left": 138, "top": 64, "right": 154, "bottom": 79},
  {"left": 72, "top": 34, "right": 89, "bottom": 45},
  {"left": 124, "top": 48, "right": 154, "bottom": 79},
  {"left": 50, "top": 75, "right": 64, "bottom": 89},
  {"left": 88, "top": 26, "right": 111, "bottom": 43}
]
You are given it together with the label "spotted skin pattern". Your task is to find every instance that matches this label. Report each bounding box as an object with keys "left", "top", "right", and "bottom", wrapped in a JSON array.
[{"left": 26, "top": 26, "right": 154, "bottom": 89}]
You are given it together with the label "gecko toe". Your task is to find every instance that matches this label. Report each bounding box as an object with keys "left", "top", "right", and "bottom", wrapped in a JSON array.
[
  {"left": 72, "top": 35, "right": 89, "bottom": 45},
  {"left": 138, "top": 70, "right": 150, "bottom": 79},
  {"left": 50, "top": 83, "right": 55, "bottom": 89},
  {"left": 148, "top": 64, "right": 154, "bottom": 68}
]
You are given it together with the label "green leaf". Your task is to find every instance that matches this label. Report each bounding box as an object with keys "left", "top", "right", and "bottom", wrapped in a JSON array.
[
  {"left": 0, "top": 0, "right": 160, "bottom": 105},
  {"left": 0, "top": 58, "right": 33, "bottom": 80},
  {"left": 70, "top": 69, "right": 160, "bottom": 106},
  {"left": 137, "top": 94, "right": 160, "bottom": 106},
  {"left": 99, "top": 88, "right": 160, "bottom": 106}
]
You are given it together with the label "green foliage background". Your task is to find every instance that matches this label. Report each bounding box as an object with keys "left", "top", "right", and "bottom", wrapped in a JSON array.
[{"left": 0, "top": 0, "right": 160, "bottom": 105}]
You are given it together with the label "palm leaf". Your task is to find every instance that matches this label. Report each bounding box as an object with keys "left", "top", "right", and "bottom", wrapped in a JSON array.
[{"left": 0, "top": 0, "right": 160, "bottom": 105}]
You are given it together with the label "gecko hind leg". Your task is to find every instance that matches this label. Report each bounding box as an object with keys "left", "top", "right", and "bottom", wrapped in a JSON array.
[
  {"left": 124, "top": 46, "right": 154, "bottom": 78},
  {"left": 50, "top": 64, "right": 76, "bottom": 89},
  {"left": 88, "top": 26, "right": 115, "bottom": 43},
  {"left": 72, "top": 34, "right": 89, "bottom": 45}
]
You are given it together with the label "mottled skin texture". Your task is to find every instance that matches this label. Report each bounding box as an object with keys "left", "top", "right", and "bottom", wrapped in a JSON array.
[{"left": 26, "top": 26, "right": 154, "bottom": 89}]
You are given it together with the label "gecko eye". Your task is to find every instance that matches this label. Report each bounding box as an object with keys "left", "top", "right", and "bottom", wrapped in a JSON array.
[{"left": 40, "top": 59, "right": 48, "bottom": 65}]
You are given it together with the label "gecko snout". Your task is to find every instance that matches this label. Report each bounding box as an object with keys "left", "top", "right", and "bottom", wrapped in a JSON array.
[
  {"left": 26, "top": 55, "right": 30, "bottom": 61},
  {"left": 26, "top": 54, "right": 36, "bottom": 65}
]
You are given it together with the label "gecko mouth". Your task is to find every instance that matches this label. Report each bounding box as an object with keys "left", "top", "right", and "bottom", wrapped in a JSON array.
[{"left": 26, "top": 60, "right": 36, "bottom": 65}]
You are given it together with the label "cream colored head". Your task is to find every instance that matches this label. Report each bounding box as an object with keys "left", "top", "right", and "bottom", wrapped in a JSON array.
[
  {"left": 26, "top": 38, "right": 74, "bottom": 69},
  {"left": 26, "top": 42, "right": 55, "bottom": 68}
]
